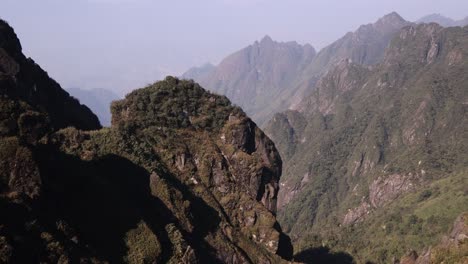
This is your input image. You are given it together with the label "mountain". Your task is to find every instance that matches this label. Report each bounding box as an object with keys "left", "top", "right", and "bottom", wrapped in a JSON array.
[
  {"left": 184, "top": 13, "right": 411, "bottom": 127},
  {"left": 287, "top": 12, "right": 412, "bottom": 110},
  {"left": 0, "top": 19, "right": 293, "bottom": 263},
  {"left": 183, "top": 35, "right": 317, "bottom": 126},
  {"left": 416, "top": 13, "right": 458, "bottom": 27},
  {"left": 265, "top": 23, "right": 468, "bottom": 263},
  {"left": 182, "top": 63, "right": 215, "bottom": 80},
  {"left": 417, "top": 13, "right": 468, "bottom": 27},
  {"left": 67, "top": 88, "right": 120, "bottom": 126}
]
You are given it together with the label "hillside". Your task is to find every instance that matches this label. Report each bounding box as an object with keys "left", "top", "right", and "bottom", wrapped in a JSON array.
[
  {"left": 0, "top": 20, "right": 292, "bottom": 263},
  {"left": 265, "top": 23, "right": 468, "bottom": 263}
]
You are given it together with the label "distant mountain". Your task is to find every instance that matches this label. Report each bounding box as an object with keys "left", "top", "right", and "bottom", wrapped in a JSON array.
[
  {"left": 417, "top": 13, "right": 468, "bottom": 27},
  {"left": 67, "top": 88, "right": 120, "bottom": 126},
  {"left": 265, "top": 23, "right": 468, "bottom": 263},
  {"left": 288, "top": 12, "right": 411, "bottom": 110},
  {"left": 183, "top": 35, "right": 317, "bottom": 126},
  {"left": 185, "top": 13, "right": 411, "bottom": 127},
  {"left": 181, "top": 63, "right": 215, "bottom": 80}
]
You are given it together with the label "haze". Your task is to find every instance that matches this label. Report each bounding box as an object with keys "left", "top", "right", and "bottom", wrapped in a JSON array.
[{"left": 2, "top": 0, "right": 467, "bottom": 94}]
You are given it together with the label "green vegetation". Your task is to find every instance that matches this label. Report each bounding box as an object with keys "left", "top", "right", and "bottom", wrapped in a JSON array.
[
  {"left": 111, "top": 76, "right": 242, "bottom": 132},
  {"left": 265, "top": 23, "right": 468, "bottom": 263}
]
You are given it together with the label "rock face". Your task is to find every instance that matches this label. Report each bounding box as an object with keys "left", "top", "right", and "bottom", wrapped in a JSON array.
[
  {"left": 265, "top": 23, "right": 468, "bottom": 262},
  {"left": 0, "top": 20, "right": 292, "bottom": 263}
]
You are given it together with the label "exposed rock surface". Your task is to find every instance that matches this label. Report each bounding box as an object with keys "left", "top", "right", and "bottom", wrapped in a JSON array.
[
  {"left": 368, "top": 173, "right": 421, "bottom": 208},
  {"left": 0, "top": 20, "right": 292, "bottom": 263}
]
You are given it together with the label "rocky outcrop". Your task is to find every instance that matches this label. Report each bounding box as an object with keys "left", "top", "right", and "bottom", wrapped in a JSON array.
[
  {"left": 369, "top": 173, "right": 421, "bottom": 208},
  {"left": 342, "top": 201, "right": 371, "bottom": 225},
  {"left": 342, "top": 173, "right": 421, "bottom": 225}
]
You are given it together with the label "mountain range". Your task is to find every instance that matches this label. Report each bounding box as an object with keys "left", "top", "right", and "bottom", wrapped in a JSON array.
[
  {"left": 1, "top": 10, "right": 467, "bottom": 264},
  {"left": 183, "top": 12, "right": 411, "bottom": 127}
]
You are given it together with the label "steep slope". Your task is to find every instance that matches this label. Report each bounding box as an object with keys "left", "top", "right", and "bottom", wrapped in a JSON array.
[
  {"left": 0, "top": 20, "right": 292, "bottom": 263},
  {"left": 265, "top": 23, "right": 468, "bottom": 263},
  {"left": 183, "top": 36, "right": 317, "bottom": 126},
  {"left": 67, "top": 87, "right": 120, "bottom": 126}
]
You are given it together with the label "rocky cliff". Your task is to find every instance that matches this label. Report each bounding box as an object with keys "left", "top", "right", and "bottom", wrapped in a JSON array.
[
  {"left": 0, "top": 19, "right": 292, "bottom": 263},
  {"left": 265, "top": 23, "right": 468, "bottom": 263}
]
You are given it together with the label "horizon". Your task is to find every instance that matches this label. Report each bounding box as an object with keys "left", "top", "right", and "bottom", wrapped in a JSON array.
[{"left": 2, "top": 0, "right": 467, "bottom": 94}]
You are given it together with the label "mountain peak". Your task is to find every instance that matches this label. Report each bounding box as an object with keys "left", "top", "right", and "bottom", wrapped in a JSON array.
[
  {"left": 377, "top": 11, "right": 406, "bottom": 25},
  {"left": 260, "top": 35, "right": 274, "bottom": 44}
]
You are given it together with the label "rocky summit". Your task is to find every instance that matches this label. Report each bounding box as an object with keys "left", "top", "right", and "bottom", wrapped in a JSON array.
[{"left": 0, "top": 20, "right": 292, "bottom": 263}]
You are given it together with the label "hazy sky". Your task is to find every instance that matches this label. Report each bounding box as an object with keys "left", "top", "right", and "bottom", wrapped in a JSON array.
[{"left": 2, "top": 0, "right": 467, "bottom": 94}]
